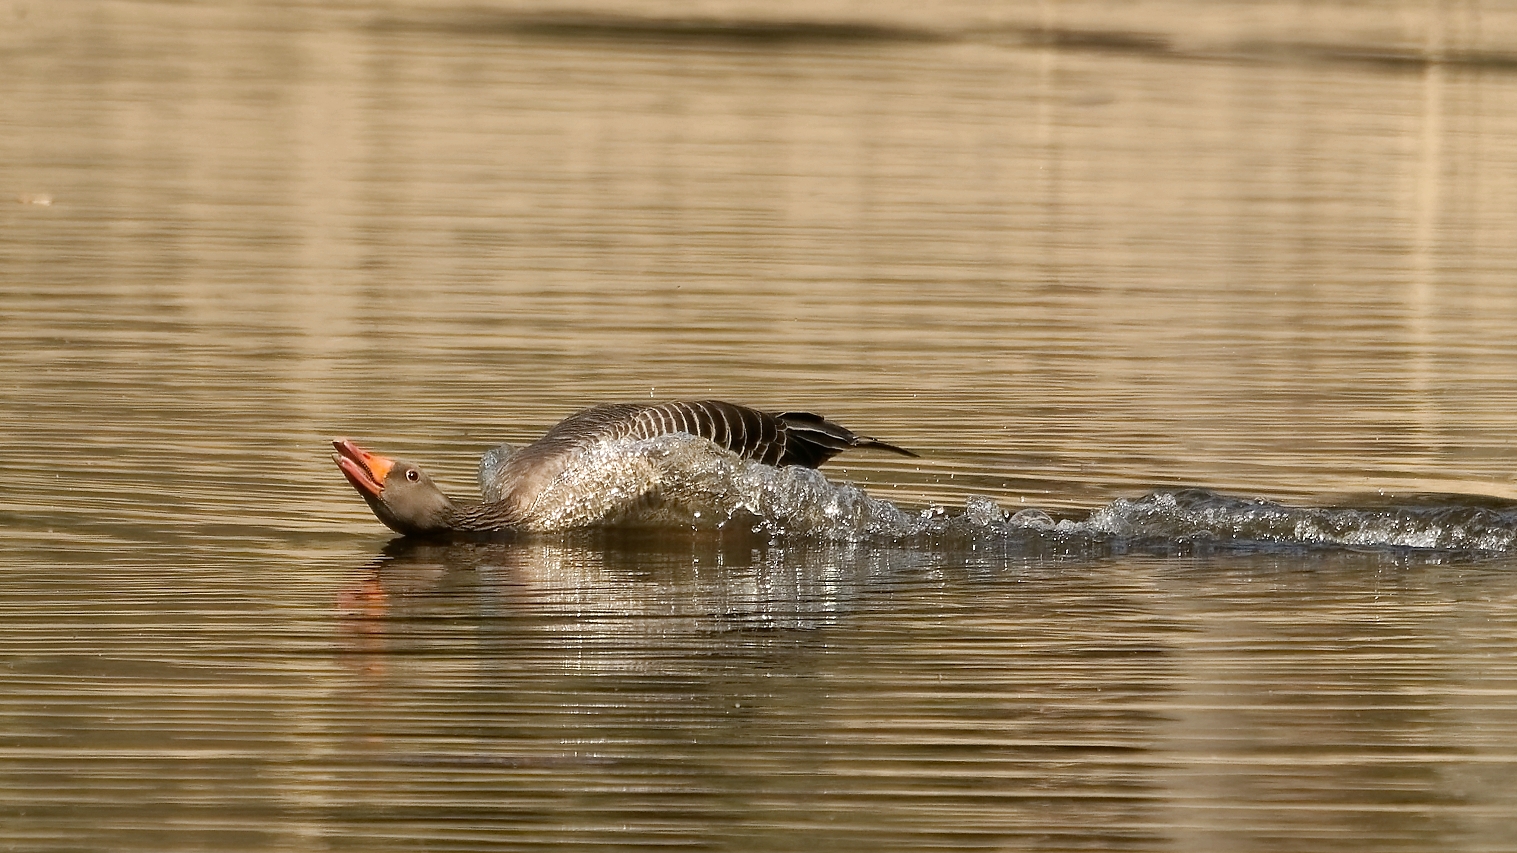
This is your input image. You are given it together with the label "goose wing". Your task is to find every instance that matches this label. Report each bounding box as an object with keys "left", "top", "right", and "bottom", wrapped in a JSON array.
[
  {"left": 481, "top": 400, "right": 917, "bottom": 509},
  {"left": 627, "top": 400, "right": 917, "bottom": 469}
]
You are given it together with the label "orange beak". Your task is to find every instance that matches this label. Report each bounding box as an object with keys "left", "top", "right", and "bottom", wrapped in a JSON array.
[{"left": 332, "top": 439, "right": 395, "bottom": 499}]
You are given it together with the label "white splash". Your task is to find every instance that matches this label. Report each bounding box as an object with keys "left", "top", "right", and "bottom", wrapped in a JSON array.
[
  {"left": 521, "top": 434, "right": 926, "bottom": 539},
  {"left": 512, "top": 434, "right": 1517, "bottom": 553}
]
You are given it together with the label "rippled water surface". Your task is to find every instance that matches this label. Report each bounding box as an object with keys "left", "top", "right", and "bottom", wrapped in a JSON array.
[{"left": 5, "top": 1, "right": 1517, "bottom": 849}]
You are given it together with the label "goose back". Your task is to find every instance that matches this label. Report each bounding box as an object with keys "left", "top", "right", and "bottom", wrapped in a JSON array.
[{"left": 480, "top": 400, "right": 915, "bottom": 510}]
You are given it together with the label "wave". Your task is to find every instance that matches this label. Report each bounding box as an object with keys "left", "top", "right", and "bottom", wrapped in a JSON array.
[{"left": 514, "top": 435, "right": 1517, "bottom": 554}]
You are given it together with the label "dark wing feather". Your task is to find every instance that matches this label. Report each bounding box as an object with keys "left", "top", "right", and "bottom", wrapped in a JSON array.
[
  {"left": 770, "top": 410, "right": 919, "bottom": 467},
  {"left": 629, "top": 400, "right": 916, "bottom": 469},
  {"left": 481, "top": 400, "right": 917, "bottom": 516}
]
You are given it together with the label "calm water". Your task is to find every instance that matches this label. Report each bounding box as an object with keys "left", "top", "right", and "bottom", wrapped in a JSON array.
[{"left": 5, "top": 1, "right": 1517, "bottom": 849}]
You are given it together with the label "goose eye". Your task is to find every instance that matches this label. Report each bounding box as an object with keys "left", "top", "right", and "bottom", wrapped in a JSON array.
[{"left": 405, "top": 469, "right": 420, "bottom": 482}]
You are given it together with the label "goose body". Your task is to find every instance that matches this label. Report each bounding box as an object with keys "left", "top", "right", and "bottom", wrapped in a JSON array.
[{"left": 334, "top": 400, "right": 916, "bottom": 537}]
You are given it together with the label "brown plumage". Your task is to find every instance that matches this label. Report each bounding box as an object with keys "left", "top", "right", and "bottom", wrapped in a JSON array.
[{"left": 334, "top": 400, "right": 917, "bottom": 537}]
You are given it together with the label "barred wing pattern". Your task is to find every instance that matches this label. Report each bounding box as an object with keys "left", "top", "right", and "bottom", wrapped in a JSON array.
[
  {"left": 623, "top": 400, "right": 917, "bottom": 468},
  {"left": 480, "top": 400, "right": 917, "bottom": 512}
]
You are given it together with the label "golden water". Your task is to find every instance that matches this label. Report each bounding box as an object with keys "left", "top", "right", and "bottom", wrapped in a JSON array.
[{"left": 4, "top": 1, "right": 1517, "bottom": 849}]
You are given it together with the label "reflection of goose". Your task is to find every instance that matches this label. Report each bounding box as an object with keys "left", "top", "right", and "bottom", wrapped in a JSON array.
[{"left": 333, "top": 400, "right": 917, "bottom": 537}]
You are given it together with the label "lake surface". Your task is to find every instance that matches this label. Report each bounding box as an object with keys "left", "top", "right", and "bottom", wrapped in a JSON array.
[{"left": 4, "top": 1, "right": 1517, "bottom": 850}]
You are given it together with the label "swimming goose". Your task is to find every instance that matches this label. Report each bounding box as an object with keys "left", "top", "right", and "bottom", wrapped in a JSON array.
[{"left": 333, "top": 400, "right": 917, "bottom": 537}]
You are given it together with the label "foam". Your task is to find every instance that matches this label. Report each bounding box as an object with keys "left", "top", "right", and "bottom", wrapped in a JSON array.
[{"left": 515, "top": 434, "right": 1517, "bottom": 553}]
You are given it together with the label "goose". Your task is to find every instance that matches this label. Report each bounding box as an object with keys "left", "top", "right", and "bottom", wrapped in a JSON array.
[{"left": 333, "top": 400, "right": 916, "bottom": 536}]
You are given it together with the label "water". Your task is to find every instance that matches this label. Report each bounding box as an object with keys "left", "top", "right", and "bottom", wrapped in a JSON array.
[{"left": 5, "top": 0, "right": 1517, "bottom": 849}]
